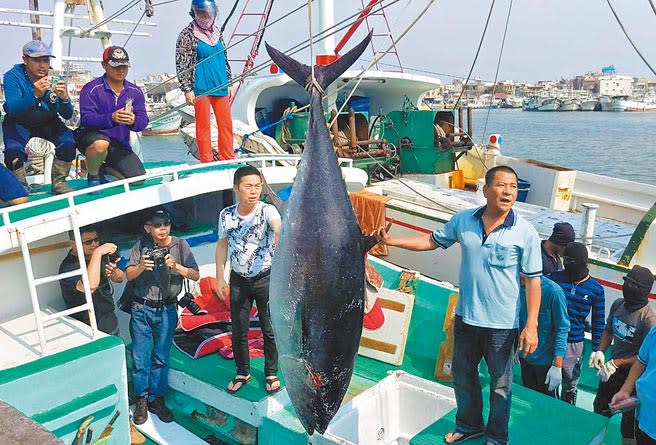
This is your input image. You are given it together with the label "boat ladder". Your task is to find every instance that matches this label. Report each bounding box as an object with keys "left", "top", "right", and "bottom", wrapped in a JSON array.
[{"left": 15, "top": 210, "right": 99, "bottom": 355}]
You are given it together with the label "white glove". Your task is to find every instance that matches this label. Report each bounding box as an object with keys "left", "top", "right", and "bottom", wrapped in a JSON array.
[
  {"left": 544, "top": 365, "right": 563, "bottom": 391},
  {"left": 589, "top": 350, "right": 605, "bottom": 369},
  {"left": 597, "top": 360, "right": 617, "bottom": 383}
]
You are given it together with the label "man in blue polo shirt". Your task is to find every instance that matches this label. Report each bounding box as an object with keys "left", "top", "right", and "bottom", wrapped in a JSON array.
[
  {"left": 377, "top": 165, "right": 542, "bottom": 445},
  {"left": 76, "top": 46, "right": 148, "bottom": 189},
  {"left": 2, "top": 40, "right": 76, "bottom": 195}
]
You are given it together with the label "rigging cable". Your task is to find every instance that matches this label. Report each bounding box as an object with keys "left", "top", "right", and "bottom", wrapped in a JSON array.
[
  {"left": 605, "top": 0, "right": 656, "bottom": 76},
  {"left": 84, "top": 0, "right": 141, "bottom": 33},
  {"left": 480, "top": 0, "right": 513, "bottom": 147},
  {"left": 452, "top": 0, "right": 496, "bottom": 110},
  {"left": 220, "top": 0, "right": 240, "bottom": 33},
  {"left": 123, "top": 9, "right": 147, "bottom": 47},
  {"left": 649, "top": 0, "right": 656, "bottom": 17}
]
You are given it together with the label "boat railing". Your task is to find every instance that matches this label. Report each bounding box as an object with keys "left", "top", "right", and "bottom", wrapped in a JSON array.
[{"left": 0, "top": 154, "right": 356, "bottom": 228}]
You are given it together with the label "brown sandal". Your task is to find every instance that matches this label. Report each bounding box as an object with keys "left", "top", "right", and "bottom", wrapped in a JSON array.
[
  {"left": 227, "top": 375, "right": 251, "bottom": 394},
  {"left": 265, "top": 376, "right": 281, "bottom": 394}
]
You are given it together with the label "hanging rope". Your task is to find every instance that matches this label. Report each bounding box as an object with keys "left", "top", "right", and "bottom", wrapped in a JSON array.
[
  {"left": 480, "top": 0, "right": 513, "bottom": 146},
  {"left": 452, "top": 0, "right": 496, "bottom": 110},
  {"left": 307, "top": 0, "right": 318, "bottom": 93},
  {"left": 606, "top": 0, "right": 656, "bottom": 76}
]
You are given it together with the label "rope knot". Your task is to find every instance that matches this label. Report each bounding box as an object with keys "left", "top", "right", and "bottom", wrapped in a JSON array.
[{"left": 305, "top": 77, "right": 324, "bottom": 95}]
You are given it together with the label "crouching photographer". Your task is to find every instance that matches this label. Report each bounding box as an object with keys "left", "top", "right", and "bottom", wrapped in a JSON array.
[
  {"left": 125, "top": 208, "right": 199, "bottom": 426},
  {"left": 59, "top": 224, "right": 124, "bottom": 335}
]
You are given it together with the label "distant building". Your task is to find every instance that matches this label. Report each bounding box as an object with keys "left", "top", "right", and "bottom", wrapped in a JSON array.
[{"left": 599, "top": 75, "right": 633, "bottom": 96}]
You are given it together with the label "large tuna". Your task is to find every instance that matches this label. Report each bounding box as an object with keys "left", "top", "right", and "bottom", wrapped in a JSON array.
[{"left": 266, "top": 34, "right": 377, "bottom": 436}]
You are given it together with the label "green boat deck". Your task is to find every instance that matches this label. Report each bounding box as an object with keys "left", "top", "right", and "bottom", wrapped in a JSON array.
[{"left": 150, "top": 257, "right": 621, "bottom": 445}]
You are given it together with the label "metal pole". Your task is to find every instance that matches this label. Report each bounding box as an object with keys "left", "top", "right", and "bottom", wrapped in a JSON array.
[
  {"left": 28, "top": 0, "right": 41, "bottom": 40},
  {"left": 318, "top": 0, "right": 337, "bottom": 56},
  {"left": 580, "top": 203, "right": 599, "bottom": 248},
  {"left": 50, "top": 0, "right": 66, "bottom": 71}
]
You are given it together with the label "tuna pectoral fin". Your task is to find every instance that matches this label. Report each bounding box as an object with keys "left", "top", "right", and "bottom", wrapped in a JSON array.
[
  {"left": 265, "top": 31, "right": 372, "bottom": 92},
  {"left": 362, "top": 233, "right": 380, "bottom": 254},
  {"left": 262, "top": 173, "right": 286, "bottom": 214}
]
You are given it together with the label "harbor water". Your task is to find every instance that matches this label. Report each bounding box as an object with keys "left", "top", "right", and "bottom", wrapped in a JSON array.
[{"left": 140, "top": 109, "right": 656, "bottom": 186}]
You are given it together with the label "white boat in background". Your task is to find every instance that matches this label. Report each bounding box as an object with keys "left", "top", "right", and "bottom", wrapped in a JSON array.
[
  {"left": 557, "top": 98, "right": 581, "bottom": 111},
  {"left": 611, "top": 96, "right": 634, "bottom": 112},
  {"left": 580, "top": 98, "right": 600, "bottom": 111},
  {"left": 143, "top": 111, "right": 182, "bottom": 136},
  {"left": 537, "top": 97, "right": 560, "bottom": 111},
  {"left": 599, "top": 95, "right": 614, "bottom": 111}
]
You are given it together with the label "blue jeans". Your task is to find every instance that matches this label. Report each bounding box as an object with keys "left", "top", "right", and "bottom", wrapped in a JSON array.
[
  {"left": 2, "top": 120, "right": 76, "bottom": 168},
  {"left": 130, "top": 302, "right": 177, "bottom": 400},
  {"left": 453, "top": 316, "right": 517, "bottom": 445}
]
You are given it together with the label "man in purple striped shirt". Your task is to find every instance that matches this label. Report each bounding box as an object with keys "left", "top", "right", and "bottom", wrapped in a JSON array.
[{"left": 76, "top": 46, "right": 148, "bottom": 190}]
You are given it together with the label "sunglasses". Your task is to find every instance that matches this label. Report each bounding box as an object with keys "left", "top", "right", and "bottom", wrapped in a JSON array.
[
  {"left": 148, "top": 221, "right": 171, "bottom": 228},
  {"left": 81, "top": 237, "right": 100, "bottom": 246}
]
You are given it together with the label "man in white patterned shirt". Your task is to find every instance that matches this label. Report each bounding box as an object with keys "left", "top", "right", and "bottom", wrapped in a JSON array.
[{"left": 215, "top": 165, "right": 282, "bottom": 394}]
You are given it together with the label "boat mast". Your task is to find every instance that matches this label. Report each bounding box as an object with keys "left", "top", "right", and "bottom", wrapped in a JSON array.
[
  {"left": 28, "top": 0, "right": 41, "bottom": 40},
  {"left": 316, "top": 0, "right": 337, "bottom": 65}
]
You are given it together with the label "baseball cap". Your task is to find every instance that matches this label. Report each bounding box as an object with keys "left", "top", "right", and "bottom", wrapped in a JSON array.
[
  {"left": 624, "top": 265, "right": 655, "bottom": 290},
  {"left": 146, "top": 209, "right": 171, "bottom": 225},
  {"left": 23, "top": 40, "right": 55, "bottom": 58},
  {"left": 548, "top": 222, "right": 575, "bottom": 246},
  {"left": 102, "top": 46, "right": 130, "bottom": 67}
]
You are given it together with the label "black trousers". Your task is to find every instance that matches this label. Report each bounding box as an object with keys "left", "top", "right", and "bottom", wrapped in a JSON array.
[
  {"left": 637, "top": 424, "right": 656, "bottom": 445},
  {"left": 593, "top": 365, "right": 635, "bottom": 439},
  {"left": 229, "top": 270, "right": 278, "bottom": 377},
  {"left": 519, "top": 359, "right": 558, "bottom": 398}
]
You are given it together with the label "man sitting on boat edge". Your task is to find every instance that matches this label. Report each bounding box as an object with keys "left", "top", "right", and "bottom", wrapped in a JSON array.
[
  {"left": 76, "top": 46, "right": 148, "bottom": 191},
  {"left": 2, "top": 40, "right": 76, "bottom": 195}
]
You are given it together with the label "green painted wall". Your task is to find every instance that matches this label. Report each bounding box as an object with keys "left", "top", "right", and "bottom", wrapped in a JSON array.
[{"left": 0, "top": 336, "right": 130, "bottom": 445}]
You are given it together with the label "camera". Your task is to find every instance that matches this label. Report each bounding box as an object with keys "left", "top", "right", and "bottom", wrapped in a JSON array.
[
  {"left": 178, "top": 292, "right": 201, "bottom": 315},
  {"left": 144, "top": 246, "right": 169, "bottom": 267},
  {"left": 106, "top": 252, "right": 121, "bottom": 264}
]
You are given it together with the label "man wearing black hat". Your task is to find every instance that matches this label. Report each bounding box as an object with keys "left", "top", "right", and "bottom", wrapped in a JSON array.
[
  {"left": 541, "top": 222, "right": 575, "bottom": 274},
  {"left": 591, "top": 265, "right": 656, "bottom": 443},
  {"left": 2, "top": 40, "right": 77, "bottom": 195},
  {"left": 125, "top": 208, "right": 199, "bottom": 425},
  {"left": 548, "top": 241, "right": 606, "bottom": 404},
  {"left": 76, "top": 46, "right": 148, "bottom": 192}
]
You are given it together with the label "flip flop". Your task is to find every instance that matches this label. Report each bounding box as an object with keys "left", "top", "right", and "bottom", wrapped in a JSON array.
[
  {"left": 265, "top": 376, "right": 281, "bottom": 394},
  {"left": 444, "top": 430, "right": 485, "bottom": 444},
  {"left": 227, "top": 375, "right": 251, "bottom": 394}
]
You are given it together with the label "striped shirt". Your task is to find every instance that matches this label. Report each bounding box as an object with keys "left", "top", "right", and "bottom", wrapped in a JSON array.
[{"left": 549, "top": 270, "right": 606, "bottom": 350}]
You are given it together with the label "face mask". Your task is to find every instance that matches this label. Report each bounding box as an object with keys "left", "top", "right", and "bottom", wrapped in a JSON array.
[
  {"left": 623, "top": 282, "right": 649, "bottom": 311},
  {"left": 193, "top": 9, "right": 216, "bottom": 30}
]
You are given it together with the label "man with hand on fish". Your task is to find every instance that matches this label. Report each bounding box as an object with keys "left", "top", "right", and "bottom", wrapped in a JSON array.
[
  {"left": 377, "top": 165, "right": 542, "bottom": 445},
  {"left": 215, "top": 166, "right": 281, "bottom": 394}
]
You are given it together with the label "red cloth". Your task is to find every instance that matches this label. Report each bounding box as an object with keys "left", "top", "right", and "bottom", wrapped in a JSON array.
[{"left": 174, "top": 276, "right": 262, "bottom": 359}]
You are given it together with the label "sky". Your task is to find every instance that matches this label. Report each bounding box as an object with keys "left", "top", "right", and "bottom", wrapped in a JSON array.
[{"left": 0, "top": 0, "right": 654, "bottom": 85}]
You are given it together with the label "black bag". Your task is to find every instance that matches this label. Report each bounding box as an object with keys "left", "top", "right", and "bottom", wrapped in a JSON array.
[{"left": 117, "top": 280, "right": 136, "bottom": 314}]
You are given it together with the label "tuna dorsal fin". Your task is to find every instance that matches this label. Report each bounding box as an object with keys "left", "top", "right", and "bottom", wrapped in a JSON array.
[{"left": 265, "top": 31, "right": 373, "bottom": 93}]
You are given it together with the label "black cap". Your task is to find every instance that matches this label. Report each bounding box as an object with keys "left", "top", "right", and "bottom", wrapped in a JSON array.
[
  {"left": 103, "top": 46, "right": 130, "bottom": 67},
  {"left": 145, "top": 209, "right": 171, "bottom": 225},
  {"left": 563, "top": 241, "right": 588, "bottom": 263},
  {"left": 549, "top": 222, "right": 575, "bottom": 246},
  {"left": 624, "top": 265, "right": 655, "bottom": 290}
]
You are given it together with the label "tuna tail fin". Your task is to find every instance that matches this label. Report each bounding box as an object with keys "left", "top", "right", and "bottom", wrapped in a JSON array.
[{"left": 265, "top": 31, "right": 372, "bottom": 93}]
